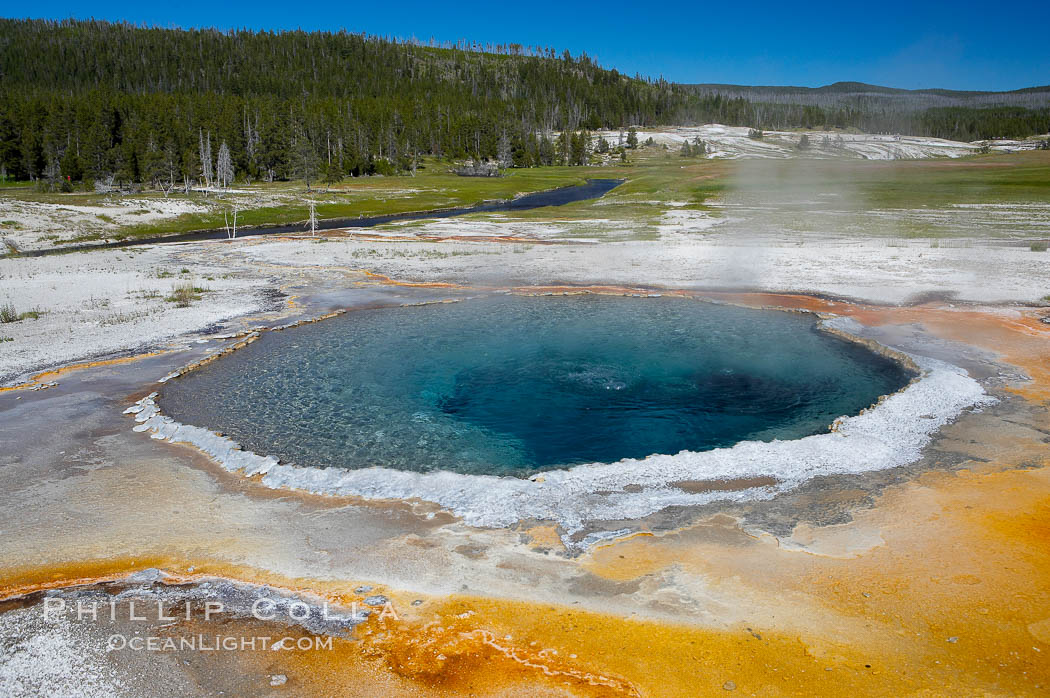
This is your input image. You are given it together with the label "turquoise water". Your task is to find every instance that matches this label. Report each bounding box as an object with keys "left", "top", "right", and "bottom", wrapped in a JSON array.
[{"left": 159, "top": 296, "right": 912, "bottom": 477}]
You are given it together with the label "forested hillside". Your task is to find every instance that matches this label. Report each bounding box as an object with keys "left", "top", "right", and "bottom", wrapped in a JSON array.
[
  {"left": 0, "top": 18, "right": 704, "bottom": 187},
  {"left": 1, "top": 19, "right": 1048, "bottom": 189}
]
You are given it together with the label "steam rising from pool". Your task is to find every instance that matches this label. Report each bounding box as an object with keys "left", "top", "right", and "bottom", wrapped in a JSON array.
[{"left": 160, "top": 296, "right": 912, "bottom": 477}]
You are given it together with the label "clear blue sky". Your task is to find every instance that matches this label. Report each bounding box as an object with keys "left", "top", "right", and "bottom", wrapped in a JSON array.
[{"left": 6, "top": 1, "right": 1049, "bottom": 91}]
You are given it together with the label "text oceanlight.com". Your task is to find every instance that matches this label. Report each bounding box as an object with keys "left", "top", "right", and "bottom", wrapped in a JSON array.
[{"left": 106, "top": 634, "right": 333, "bottom": 652}]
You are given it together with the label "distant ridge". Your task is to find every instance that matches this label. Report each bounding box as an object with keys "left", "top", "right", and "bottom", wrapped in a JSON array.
[
  {"left": 684, "top": 81, "right": 1050, "bottom": 110},
  {"left": 689, "top": 81, "right": 1050, "bottom": 96}
]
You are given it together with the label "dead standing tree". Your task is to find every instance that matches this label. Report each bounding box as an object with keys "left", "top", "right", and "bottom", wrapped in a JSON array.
[
  {"left": 497, "top": 130, "right": 511, "bottom": 169},
  {"left": 307, "top": 200, "right": 318, "bottom": 237},
  {"left": 224, "top": 206, "right": 239, "bottom": 239},
  {"left": 216, "top": 141, "right": 234, "bottom": 189},
  {"left": 198, "top": 129, "right": 213, "bottom": 190}
]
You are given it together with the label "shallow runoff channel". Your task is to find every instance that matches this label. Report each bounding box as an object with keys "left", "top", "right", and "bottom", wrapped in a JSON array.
[{"left": 16, "top": 178, "right": 623, "bottom": 257}]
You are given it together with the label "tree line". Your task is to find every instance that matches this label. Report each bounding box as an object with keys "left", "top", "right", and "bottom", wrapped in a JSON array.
[
  {"left": 1, "top": 19, "right": 1047, "bottom": 189},
  {"left": 0, "top": 19, "right": 696, "bottom": 187}
]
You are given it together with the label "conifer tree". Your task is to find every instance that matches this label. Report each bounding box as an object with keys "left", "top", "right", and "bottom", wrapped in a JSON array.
[
  {"left": 626, "top": 127, "right": 639, "bottom": 149},
  {"left": 293, "top": 135, "right": 320, "bottom": 190},
  {"left": 143, "top": 137, "right": 166, "bottom": 189},
  {"left": 59, "top": 143, "right": 82, "bottom": 182}
]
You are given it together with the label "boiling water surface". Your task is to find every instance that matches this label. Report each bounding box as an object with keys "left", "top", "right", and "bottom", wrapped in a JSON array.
[{"left": 160, "top": 296, "right": 912, "bottom": 477}]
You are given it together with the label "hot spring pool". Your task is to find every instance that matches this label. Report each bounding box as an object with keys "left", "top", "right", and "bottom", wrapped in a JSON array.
[{"left": 159, "top": 295, "right": 913, "bottom": 477}]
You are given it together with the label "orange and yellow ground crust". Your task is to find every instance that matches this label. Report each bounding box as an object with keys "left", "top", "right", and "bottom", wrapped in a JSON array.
[{"left": 3, "top": 294, "right": 1049, "bottom": 695}]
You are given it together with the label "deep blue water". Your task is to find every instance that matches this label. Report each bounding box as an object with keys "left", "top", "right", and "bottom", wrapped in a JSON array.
[{"left": 159, "top": 296, "right": 912, "bottom": 477}]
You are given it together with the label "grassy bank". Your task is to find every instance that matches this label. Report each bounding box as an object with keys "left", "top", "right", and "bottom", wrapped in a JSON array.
[
  {"left": 65, "top": 165, "right": 598, "bottom": 243},
  {"left": 5, "top": 146, "right": 1050, "bottom": 249}
]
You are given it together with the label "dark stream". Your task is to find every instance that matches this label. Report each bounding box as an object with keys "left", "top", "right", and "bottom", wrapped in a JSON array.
[{"left": 15, "top": 178, "right": 623, "bottom": 257}]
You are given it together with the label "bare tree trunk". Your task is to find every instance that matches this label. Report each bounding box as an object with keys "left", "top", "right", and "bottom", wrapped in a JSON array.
[
  {"left": 224, "top": 207, "right": 239, "bottom": 239},
  {"left": 307, "top": 200, "right": 318, "bottom": 237}
]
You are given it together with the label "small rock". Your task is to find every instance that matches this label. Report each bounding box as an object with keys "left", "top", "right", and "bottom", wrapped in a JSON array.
[
  {"left": 722, "top": 680, "right": 736, "bottom": 691},
  {"left": 363, "top": 594, "right": 388, "bottom": 606},
  {"left": 948, "top": 636, "right": 959, "bottom": 643},
  {"left": 411, "top": 599, "right": 423, "bottom": 606},
  {"left": 269, "top": 674, "right": 287, "bottom": 686},
  {"left": 354, "top": 585, "right": 372, "bottom": 594}
]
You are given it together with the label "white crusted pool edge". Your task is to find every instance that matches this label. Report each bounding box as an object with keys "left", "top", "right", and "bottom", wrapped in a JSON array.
[{"left": 125, "top": 336, "right": 994, "bottom": 542}]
